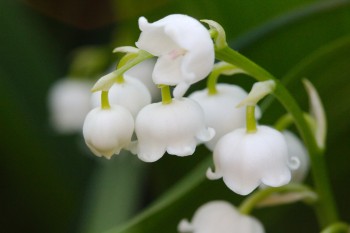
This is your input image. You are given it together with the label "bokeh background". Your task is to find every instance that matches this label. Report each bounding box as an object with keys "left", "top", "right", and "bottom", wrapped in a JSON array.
[{"left": 1, "top": 0, "right": 350, "bottom": 232}]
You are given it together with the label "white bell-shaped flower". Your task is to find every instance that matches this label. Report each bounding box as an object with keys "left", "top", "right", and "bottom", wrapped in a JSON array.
[
  {"left": 83, "top": 105, "right": 134, "bottom": 159},
  {"left": 124, "top": 58, "right": 161, "bottom": 102},
  {"left": 91, "top": 77, "right": 151, "bottom": 118},
  {"left": 283, "top": 130, "right": 309, "bottom": 183},
  {"left": 178, "top": 200, "right": 265, "bottom": 233},
  {"left": 135, "top": 98, "right": 215, "bottom": 162},
  {"left": 48, "top": 78, "right": 92, "bottom": 134},
  {"left": 189, "top": 84, "right": 261, "bottom": 151},
  {"left": 136, "top": 14, "right": 215, "bottom": 98},
  {"left": 207, "top": 126, "right": 292, "bottom": 195}
]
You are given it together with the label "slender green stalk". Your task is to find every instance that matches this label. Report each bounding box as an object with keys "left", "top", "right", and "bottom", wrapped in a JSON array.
[
  {"left": 274, "top": 113, "right": 293, "bottom": 131},
  {"left": 239, "top": 184, "right": 316, "bottom": 215},
  {"left": 207, "top": 62, "right": 240, "bottom": 95},
  {"left": 215, "top": 46, "right": 338, "bottom": 227},
  {"left": 160, "top": 85, "right": 172, "bottom": 105},
  {"left": 115, "top": 53, "right": 138, "bottom": 84},
  {"left": 246, "top": 105, "right": 257, "bottom": 133},
  {"left": 101, "top": 91, "right": 110, "bottom": 109}
]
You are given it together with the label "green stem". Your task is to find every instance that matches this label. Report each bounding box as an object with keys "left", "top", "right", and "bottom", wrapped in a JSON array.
[
  {"left": 207, "top": 70, "right": 220, "bottom": 95},
  {"left": 246, "top": 105, "right": 257, "bottom": 133},
  {"left": 92, "top": 50, "right": 153, "bottom": 92},
  {"left": 160, "top": 85, "right": 172, "bottom": 105},
  {"left": 274, "top": 113, "right": 294, "bottom": 131},
  {"left": 215, "top": 46, "right": 338, "bottom": 227},
  {"left": 115, "top": 53, "right": 139, "bottom": 84},
  {"left": 101, "top": 91, "right": 110, "bottom": 109},
  {"left": 207, "top": 62, "right": 240, "bottom": 95},
  {"left": 239, "top": 184, "right": 315, "bottom": 215}
]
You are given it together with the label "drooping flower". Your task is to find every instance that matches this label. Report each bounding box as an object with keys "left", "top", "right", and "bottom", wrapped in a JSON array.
[
  {"left": 134, "top": 98, "right": 215, "bottom": 162},
  {"left": 48, "top": 78, "right": 92, "bottom": 134},
  {"left": 83, "top": 105, "right": 134, "bottom": 159},
  {"left": 189, "top": 83, "right": 261, "bottom": 151},
  {"left": 178, "top": 200, "right": 265, "bottom": 233},
  {"left": 136, "top": 14, "right": 215, "bottom": 98},
  {"left": 207, "top": 126, "right": 293, "bottom": 195},
  {"left": 283, "top": 130, "right": 309, "bottom": 183},
  {"left": 91, "top": 77, "right": 151, "bottom": 118}
]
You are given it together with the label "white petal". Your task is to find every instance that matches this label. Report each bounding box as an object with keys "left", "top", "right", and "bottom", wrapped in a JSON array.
[
  {"left": 135, "top": 98, "right": 211, "bottom": 161},
  {"left": 189, "top": 84, "right": 250, "bottom": 151},
  {"left": 206, "top": 168, "right": 222, "bottom": 180},
  {"left": 173, "top": 82, "right": 190, "bottom": 99},
  {"left": 196, "top": 127, "right": 215, "bottom": 142},
  {"left": 212, "top": 126, "right": 291, "bottom": 195},
  {"left": 83, "top": 105, "right": 134, "bottom": 159},
  {"left": 181, "top": 201, "right": 265, "bottom": 233},
  {"left": 137, "top": 141, "right": 166, "bottom": 162},
  {"left": 178, "top": 219, "right": 194, "bottom": 232},
  {"left": 136, "top": 14, "right": 214, "bottom": 89},
  {"left": 124, "top": 58, "right": 160, "bottom": 102}
]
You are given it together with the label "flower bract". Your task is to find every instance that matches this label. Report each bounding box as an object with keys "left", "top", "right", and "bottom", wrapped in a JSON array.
[
  {"left": 83, "top": 105, "right": 134, "bottom": 159},
  {"left": 136, "top": 14, "right": 215, "bottom": 98},
  {"left": 207, "top": 126, "right": 292, "bottom": 195},
  {"left": 48, "top": 78, "right": 92, "bottom": 134},
  {"left": 189, "top": 83, "right": 261, "bottom": 151},
  {"left": 178, "top": 200, "right": 265, "bottom": 233},
  {"left": 134, "top": 98, "right": 215, "bottom": 162}
]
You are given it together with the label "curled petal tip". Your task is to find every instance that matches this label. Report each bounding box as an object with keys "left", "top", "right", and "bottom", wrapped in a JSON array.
[
  {"left": 178, "top": 219, "right": 193, "bottom": 232},
  {"left": 206, "top": 167, "right": 221, "bottom": 180},
  {"left": 173, "top": 82, "right": 190, "bottom": 99},
  {"left": 288, "top": 156, "right": 300, "bottom": 170},
  {"left": 196, "top": 127, "right": 215, "bottom": 142}
]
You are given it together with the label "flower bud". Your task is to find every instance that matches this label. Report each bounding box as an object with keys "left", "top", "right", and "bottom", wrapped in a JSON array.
[
  {"left": 178, "top": 200, "right": 265, "bottom": 233},
  {"left": 48, "top": 78, "right": 92, "bottom": 134},
  {"left": 83, "top": 105, "right": 134, "bottom": 159}
]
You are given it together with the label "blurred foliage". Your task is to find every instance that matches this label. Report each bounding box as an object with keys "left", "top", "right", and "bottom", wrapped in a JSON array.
[{"left": 1, "top": 0, "right": 350, "bottom": 233}]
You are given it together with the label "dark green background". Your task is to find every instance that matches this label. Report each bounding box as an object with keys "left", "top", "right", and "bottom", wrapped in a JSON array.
[{"left": 1, "top": 0, "right": 350, "bottom": 232}]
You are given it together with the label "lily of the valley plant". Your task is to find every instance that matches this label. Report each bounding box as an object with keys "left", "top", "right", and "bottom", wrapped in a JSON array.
[{"left": 48, "top": 13, "right": 349, "bottom": 233}]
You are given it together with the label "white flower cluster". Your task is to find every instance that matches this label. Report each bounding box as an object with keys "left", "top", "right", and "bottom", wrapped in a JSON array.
[
  {"left": 83, "top": 14, "right": 215, "bottom": 161},
  {"left": 48, "top": 14, "right": 310, "bottom": 233}
]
